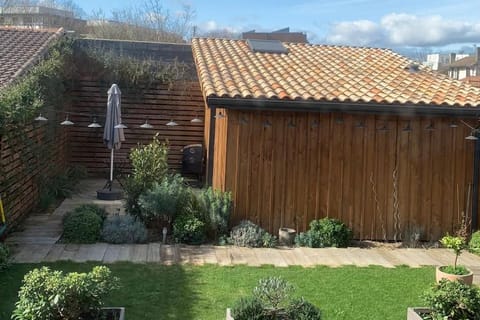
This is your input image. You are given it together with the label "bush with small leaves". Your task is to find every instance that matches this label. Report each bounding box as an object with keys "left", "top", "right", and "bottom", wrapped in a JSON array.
[
  {"left": 231, "top": 297, "right": 265, "bottom": 320},
  {"left": 199, "top": 187, "right": 232, "bottom": 240},
  {"left": 422, "top": 279, "right": 480, "bottom": 320},
  {"left": 231, "top": 276, "right": 321, "bottom": 320},
  {"left": 101, "top": 215, "right": 148, "bottom": 244},
  {"left": 295, "top": 218, "right": 352, "bottom": 248},
  {"left": 63, "top": 209, "right": 102, "bottom": 244},
  {"left": 173, "top": 213, "right": 206, "bottom": 244},
  {"left": 73, "top": 204, "right": 108, "bottom": 221},
  {"left": 12, "top": 266, "right": 119, "bottom": 320},
  {"left": 0, "top": 243, "right": 9, "bottom": 271},
  {"left": 230, "top": 220, "right": 277, "bottom": 248},
  {"left": 138, "top": 174, "right": 190, "bottom": 224},
  {"left": 469, "top": 230, "right": 480, "bottom": 254}
]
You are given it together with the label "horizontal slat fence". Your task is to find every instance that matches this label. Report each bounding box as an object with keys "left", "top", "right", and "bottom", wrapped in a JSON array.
[
  {"left": 0, "top": 123, "right": 68, "bottom": 226},
  {"left": 217, "top": 110, "right": 477, "bottom": 241},
  {"left": 67, "top": 78, "right": 205, "bottom": 177}
]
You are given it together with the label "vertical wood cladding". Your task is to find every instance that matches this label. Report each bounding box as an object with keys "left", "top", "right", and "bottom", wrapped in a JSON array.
[{"left": 214, "top": 110, "right": 476, "bottom": 241}]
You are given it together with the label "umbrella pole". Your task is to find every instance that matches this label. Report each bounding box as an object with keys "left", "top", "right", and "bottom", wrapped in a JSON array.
[{"left": 110, "top": 148, "right": 114, "bottom": 190}]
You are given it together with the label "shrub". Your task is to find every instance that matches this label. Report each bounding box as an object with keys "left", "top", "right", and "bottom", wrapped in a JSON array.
[
  {"left": 102, "top": 215, "right": 148, "bottom": 244},
  {"left": 63, "top": 209, "right": 102, "bottom": 244},
  {"left": 232, "top": 276, "right": 321, "bottom": 320},
  {"left": 0, "top": 243, "right": 9, "bottom": 271},
  {"left": 125, "top": 135, "right": 168, "bottom": 217},
  {"left": 138, "top": 174, "right": 190, "bottom": 224},
  {"left": 422, "top": 279, "right": 480, "bottom": 320},
  {"left": 12, "top": 266, "right": 119, "bottom": 320},
  {"left": 199, "top": 187, "right": 232, "bottom": 240},
  {"left": 73, "top": 204, "right": 108, "bottom": 221},
  {"left": 173, "top": 213, "right": 206, "bottom": 244},
  {"left": 295, "top": 218, "right": 352, "bottom": 248},
  {"left": 230, "top": 220, "right": 277, "bottom": 248},
  {"left": 469, "top": 230, "right": 480, "bottom": 254},
  {"left": 231, "top": 297, "right": 265, "bottom": 320},
  {"left": 286, "top": 298, "right": 322, "bottom": 320}
]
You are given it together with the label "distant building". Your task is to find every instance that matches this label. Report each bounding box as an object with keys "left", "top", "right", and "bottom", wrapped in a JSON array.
[
  {"left": 242, "top": 27, "right": 308, "bottom": 43},
  {"left": 424, "top": 53, "right": 469, "bottom": 71},
  {"left": 447, "top": 48, "right": 480, "bottom": 80},
  {"left": 0, "top": 5, "right": 85, "bottom": 31}
]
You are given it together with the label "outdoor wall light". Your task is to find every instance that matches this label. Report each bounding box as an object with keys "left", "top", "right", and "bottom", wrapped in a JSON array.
[
  {"left": 88, "top": 117, "right": 102, "bottom": 128},
  {"left": 377, "top": 123, "right": 389, "bottom": 131},
  {"left": 60, "top": 114, "right": 74, "bottom": 126},
  {"left": 214, "top": 111, "right": 225, "bottom": 119},
  {"left": 140, "top": 119, "right": 154, "bottom": 129},
  {"left": 114, "top": 123, "right": 127, "bottom": 129},
  {"left": 263, "top": 119, "right": 272, "bottom": 128},
  {"left": 191, "top": 116, "right": 203, "bottom": 123},
  {"left": 355, "top": 120, "right": 366, "bottom": 128},
  {"left": 449, "top": 121, "right": 458, "bottom": 128},
  {"left": 287, "top": 120, "right": 296, "bottom": 128},
  {"left": 402, "top": 121, "right": 412, "bottom": 132},
  {"left": 465, "top": 132, "right": 479, "bottom": 140},
  {"left": 311, "top": 120, "right": 319, "bottom": 128},
  {"left": 34, "top": 113, "right": 48, "bottom": 121},
  {"left": 239, "top": 116, "right": 248, "bottom": 125},
  {"left": 425, "top": 121, "right": 435, "bottom": 131},
  {"left": 166, "top": 119, "right": 178, "bottom": 126}
]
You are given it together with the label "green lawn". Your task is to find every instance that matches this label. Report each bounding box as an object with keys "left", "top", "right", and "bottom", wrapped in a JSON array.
[{"left": 0, "top": 263, "right": 433, "bottom": 320}]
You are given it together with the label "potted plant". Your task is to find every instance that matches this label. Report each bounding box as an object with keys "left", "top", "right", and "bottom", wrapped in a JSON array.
[
  {"left": 407, "top": 279, "right": 480, "bottom": 320},
  {"left": 11, "top": 266, "right": 123, "bottom": 320},
  {"left": 436, "top": 234, "right": 473, "bottom": 285}
]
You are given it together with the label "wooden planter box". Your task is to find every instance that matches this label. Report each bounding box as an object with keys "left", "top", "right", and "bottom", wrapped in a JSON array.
[
  {"left": 406, "top": 307, "right": 431, "bottom": 320},
  {"left": 102, "top": 307, "right": 125, "bottom": 320}
]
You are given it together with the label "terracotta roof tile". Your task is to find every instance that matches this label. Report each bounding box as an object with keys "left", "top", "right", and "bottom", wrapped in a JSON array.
[
  {"left": 0, "top": 27, "right": 63, "bottom": 89},
  {"left": 192, "top": 38, "right": 480, "bottom": 108}
]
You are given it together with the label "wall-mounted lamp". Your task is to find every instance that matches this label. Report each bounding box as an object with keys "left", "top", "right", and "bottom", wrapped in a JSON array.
[
  {"left": 166, "top": 119, "right": 178, "bottom": 126},
  {"left": 88, "top": 117, "right": 102, "bottom": 128},
  {"left": 140, "top": 119, "right": 154, "bottom": 129},
  {"left": 402, "top": 121, "right": 412, "bottom": 132},
  {"left": 34, "top": 113, "right": 48, "bottom": 121},
  {"left": 60, "top": 114, "right": 74, "bottom": 126}
]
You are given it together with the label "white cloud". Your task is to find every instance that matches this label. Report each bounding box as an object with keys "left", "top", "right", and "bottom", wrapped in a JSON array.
[
  {"left": 325, "top": 13, "right": 480, "bottom": 47},
  {"left": 326, "top": 20, "right": 383, "bottom": 47}
]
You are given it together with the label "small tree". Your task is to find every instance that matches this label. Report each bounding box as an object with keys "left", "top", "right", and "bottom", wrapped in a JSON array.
[{"left": 440, "top": 234, "right": 467, "bottom": 271}]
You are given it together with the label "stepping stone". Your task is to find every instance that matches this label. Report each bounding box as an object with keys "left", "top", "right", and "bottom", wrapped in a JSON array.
[
  {"left": 147, "top": 243, "right": 161, "bottom": 263},
  {"left": 12, "top": 244, "right": 52, "bottom": 263}
]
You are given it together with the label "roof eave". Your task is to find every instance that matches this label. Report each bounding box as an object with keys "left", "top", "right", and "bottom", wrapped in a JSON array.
[{"left": 206, "top": 96, "right": 480, "bottom": 118}]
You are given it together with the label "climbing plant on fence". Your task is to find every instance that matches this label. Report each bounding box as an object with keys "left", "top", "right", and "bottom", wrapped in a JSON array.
[{"left": 0, "top": 37, "right": 75, "bottom": 222}]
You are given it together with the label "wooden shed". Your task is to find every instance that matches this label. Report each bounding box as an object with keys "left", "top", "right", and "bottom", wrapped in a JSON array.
[{"left": 191, "top": 38, "right": 480, "bottom": 241}]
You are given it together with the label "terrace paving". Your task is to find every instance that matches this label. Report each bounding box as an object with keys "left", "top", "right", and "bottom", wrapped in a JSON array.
[{"left": 6, "top": 179, "right": 480, "bottom": 285}]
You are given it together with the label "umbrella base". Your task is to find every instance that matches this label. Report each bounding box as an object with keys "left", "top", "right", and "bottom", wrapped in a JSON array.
[{"left": 97, "top": 188, "right": 123, "bottom": 201}]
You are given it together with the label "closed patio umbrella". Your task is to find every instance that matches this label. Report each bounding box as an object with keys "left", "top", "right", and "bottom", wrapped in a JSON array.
[{"left": 103, "top": 83, "right": 125, "bottom": 191}]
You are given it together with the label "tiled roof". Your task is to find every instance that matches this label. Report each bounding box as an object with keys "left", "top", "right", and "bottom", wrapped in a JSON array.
[
  {"left": 0, "top": 27, "right": 63, "bottom": 89},
  {"left": 462, "top": 76, "right": 480, "bottom": 88},
  {"left": 449, "top": 56, "right": 477, "bottom": 68},
  {"left": 192, "top": 38, "right": 480, "bottom": 108}
]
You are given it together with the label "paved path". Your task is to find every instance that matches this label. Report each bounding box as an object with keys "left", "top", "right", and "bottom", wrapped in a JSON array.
[{"left": 6, "top": 179, "right": 480, "bottom": 285}]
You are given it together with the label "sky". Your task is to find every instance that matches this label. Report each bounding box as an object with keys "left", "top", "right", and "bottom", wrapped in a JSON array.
[{"left": 78, "top": 0, "right": 480, "bottom": 52}]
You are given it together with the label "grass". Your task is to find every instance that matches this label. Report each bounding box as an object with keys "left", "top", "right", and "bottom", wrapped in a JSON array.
[{"left": 0, "top": 263, "right": 433, "bottom": 320}]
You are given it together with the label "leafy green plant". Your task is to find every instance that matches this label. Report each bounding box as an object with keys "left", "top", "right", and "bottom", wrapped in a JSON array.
[
  {"left": 173, "top": 213, "right": 206, "bottom": 244},
  {"left": 440, "top": 234, "right": 469, "bottom": 274},
  {"left": 74, "top": 204, "right": 108, "bottom": 221},
  {"left": 124, "top": 135, "right": 169, "bottom": 217},
  {"left": 469, "top": 230, "right": 480, "bottom": 254},
  {"left": 422, "top": 279, "right": 480, "bottom": 320},
  {"left": 232, "top": 276, "right": 321, "bottom": 320},
  {"left": 102, "top": 215, "right": 148, "bottom": 244},
  {"left": 295, "top": 218, "right": 352, "bottom": 248},
  {"left": 199, "top": 187, "right": 232, "bottom": 240},
  {"left": 229, "top": 220, "right": 277, "bottom": 248},
  {"left": 12, "top": 266, "right": 119, "bottom": 320},
  {"left": 138, "top": 174, "right": 190, "bottom": 224},
  {"left": 0, "top": 243, "right": 9, "bottom": 271},
  {"left": 231, "top": 297, "right": 265, "bottom": 320},
  {"left": 63, "top": 209, "right": 102, "bottom": 244}
]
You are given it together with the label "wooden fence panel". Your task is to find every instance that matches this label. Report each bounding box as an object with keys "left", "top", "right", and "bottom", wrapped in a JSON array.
[
  {"left": 222, "top": 110, "right": 476, "bottom": 240},
  {"left": 67, "top": 79, "right": 205, "bottom": 176}
]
